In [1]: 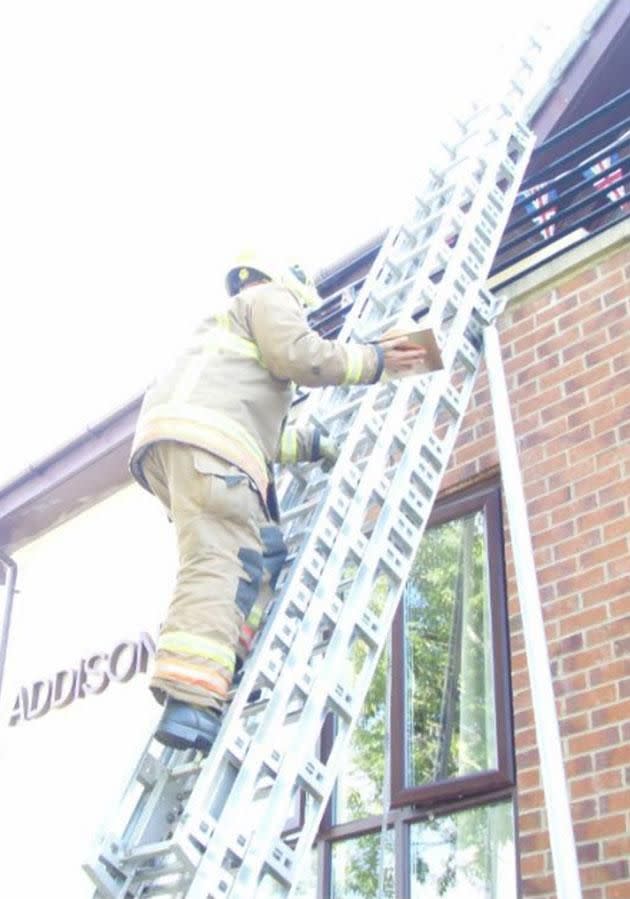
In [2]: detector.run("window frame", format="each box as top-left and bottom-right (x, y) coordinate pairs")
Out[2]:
(316, 477), (518, 898)
(390, 478), (516, 808)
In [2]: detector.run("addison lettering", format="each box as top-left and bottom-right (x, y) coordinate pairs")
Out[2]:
(10, 632), (156, 726)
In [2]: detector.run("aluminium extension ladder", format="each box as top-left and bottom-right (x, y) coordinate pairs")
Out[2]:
(85, 36), (544, 899)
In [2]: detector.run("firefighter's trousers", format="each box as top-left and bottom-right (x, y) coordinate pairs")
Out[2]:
(141, 441), (287, 711)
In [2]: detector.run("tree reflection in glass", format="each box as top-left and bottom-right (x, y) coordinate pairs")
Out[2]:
(410, 801), (516, 898)
(405, 510), (497, 786)
(331, 829), (395, 899)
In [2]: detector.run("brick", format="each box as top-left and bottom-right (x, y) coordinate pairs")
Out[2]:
(590, 658), (630, 687)
(599, 788), (630, 814)
(596, 447), (627, 472)
(606, 884), (630, 899)
(559, 296), (602, 331)
(586, 333), (630, 368)
(542, 593), (581, 622)
(562, 639), (612, 672)
(605, 282), (630, 312)
(584, 890), (603, 899)
(556, 566), (605, 601)
(608, 315), (628, 341)
(519, 787), (545, 812)
(603, 835), (630, 859)
(593, 405), (630, 436)
(557, 268), (599, 297)
(574, 814), (626, 842)
(559, 605), (608, 639)
(569, 395), (614, 430)
(581, 860), (629, 887)
(551, 493), (597, 525)
(553, 670), (587, 697)
(518, 809), (542, 833)
(516, 740), (540, 771)
(508, 300), (537, 326)
(514, 321), (557, 356)
(529, 485), (572, 518)
(517, 767), (540, 791)
(537, 556), (578, 586)
(577, 501), (626, 534)
(517, 353), (560, 387)
(569, 724), (619, 756)
(607, 555), (630, 580)
(570, 769), (623, 799)
(565, 754), (593, 778)
(549, 424), (593, 456)
(521, 874), (556, 896)
(559, 711), (589, 737)
(565, 682), (616, 715)
(553, 528), (602, 562)
(576, 843), (600, 865)
(516, 725), (538, 749)
(581, 538), (628, 569)
(586, 617), (630, 650)
(535, 292), (578, 326)
(565, 360), (613, 396)
(599, 247), (630, 275)
(595, 744), (630, 771)
(539, 357), (589, 392)
(592, 698), (630, 729)
(578, 270), (624, 304)
(563, 328), (602, 363)
(573, 462), (622, 497)
(519, 831), (550, 855)
(549, 630), (584, 657)
(548, 457), (596, 491)
(505, 347), (537, 377)
(588, 367), (630, 402)
(518, 384), (564, 419)
(520, 852), (546, 876)
(594, 300), (628, 329)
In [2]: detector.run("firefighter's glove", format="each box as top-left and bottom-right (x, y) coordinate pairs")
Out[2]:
(319, 435), (340, 471)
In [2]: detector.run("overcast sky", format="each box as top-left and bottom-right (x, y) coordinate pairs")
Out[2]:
(0, 1), (602, 487)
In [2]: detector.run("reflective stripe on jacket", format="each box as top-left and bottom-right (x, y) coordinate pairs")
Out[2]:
(129, 283), (383, 517)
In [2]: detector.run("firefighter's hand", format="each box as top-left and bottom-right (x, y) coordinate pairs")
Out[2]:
(382, 336), (428, 376)
(319, 435), (340, 470)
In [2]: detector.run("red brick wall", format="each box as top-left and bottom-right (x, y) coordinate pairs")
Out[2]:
(442, 240), (630, 898)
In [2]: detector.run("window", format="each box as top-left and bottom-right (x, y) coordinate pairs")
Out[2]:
(317, 480), (518, 898)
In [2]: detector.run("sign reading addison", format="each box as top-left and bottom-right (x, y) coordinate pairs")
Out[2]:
(10, 632), (156, 726)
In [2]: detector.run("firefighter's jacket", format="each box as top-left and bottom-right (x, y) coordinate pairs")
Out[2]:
(130, 283), (384, 519)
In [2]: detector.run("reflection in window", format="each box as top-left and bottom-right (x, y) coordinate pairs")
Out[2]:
(258, 849), (318, 898)
(404, 510), (497, 786)
(335, 653), (386, 824)
(410, 801), (516, 898)
(331, 828), (395, 899)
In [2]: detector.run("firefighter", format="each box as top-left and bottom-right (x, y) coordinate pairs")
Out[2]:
(129, 255), (427, 754)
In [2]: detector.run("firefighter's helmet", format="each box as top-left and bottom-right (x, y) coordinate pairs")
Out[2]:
(225, 253), (320, 308)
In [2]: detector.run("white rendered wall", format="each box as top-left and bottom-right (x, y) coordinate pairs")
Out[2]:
(0, 484), (176, 898)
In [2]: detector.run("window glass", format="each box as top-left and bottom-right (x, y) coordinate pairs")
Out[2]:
(404, 509), (497, 786)
(334, 652), (386, 824)
(409, 801), (517, 898)
(331, 828), (395, 899)
(258, 848), (318, 898)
